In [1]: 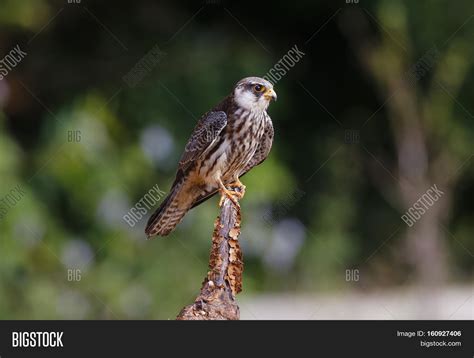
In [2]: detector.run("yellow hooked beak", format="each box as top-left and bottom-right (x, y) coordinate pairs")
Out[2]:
(264, 88), (277, 102)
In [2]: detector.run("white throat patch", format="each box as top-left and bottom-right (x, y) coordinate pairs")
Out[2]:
(234, 87), (269, 112)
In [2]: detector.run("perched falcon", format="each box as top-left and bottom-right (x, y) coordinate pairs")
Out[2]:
(145, 76), (276, 237)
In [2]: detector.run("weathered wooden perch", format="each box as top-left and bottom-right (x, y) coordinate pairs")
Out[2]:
(176, 189), (244, 320)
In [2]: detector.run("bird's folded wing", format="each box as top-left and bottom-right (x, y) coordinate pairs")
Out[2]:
(178, 111), (227, 172)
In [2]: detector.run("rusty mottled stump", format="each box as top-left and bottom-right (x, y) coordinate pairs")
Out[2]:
(176, 189), (244, 320)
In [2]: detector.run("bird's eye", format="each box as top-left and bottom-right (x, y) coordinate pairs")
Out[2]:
(254, 84), (265, 92)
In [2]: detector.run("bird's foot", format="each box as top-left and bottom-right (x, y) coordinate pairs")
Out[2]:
(228, 179), (246, 198)
(218, 180), (243, 208)
(218, 187), (240, 207)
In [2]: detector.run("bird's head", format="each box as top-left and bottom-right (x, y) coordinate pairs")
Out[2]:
(233, 77), (277, 111)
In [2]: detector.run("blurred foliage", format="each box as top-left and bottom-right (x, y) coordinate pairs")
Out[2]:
(0, 0), (473, 319)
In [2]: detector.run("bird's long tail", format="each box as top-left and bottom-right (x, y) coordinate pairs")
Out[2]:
(145, 179), (195, 238)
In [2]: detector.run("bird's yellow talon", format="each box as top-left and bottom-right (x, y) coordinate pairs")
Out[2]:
(228, 179), (246, 197)
(218, 180), (242, 207)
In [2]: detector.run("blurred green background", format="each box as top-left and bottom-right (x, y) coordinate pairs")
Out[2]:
(0, 0), (472, 319)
